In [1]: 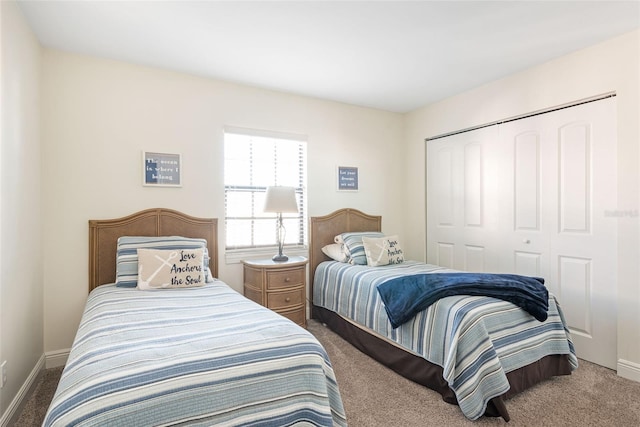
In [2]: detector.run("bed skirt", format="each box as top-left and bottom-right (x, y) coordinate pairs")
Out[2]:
(312, 305), (573, 421)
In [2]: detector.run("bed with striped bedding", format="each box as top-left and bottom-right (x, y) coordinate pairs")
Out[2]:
(43, 281), (346, 427)
(313, 260), (578, 421)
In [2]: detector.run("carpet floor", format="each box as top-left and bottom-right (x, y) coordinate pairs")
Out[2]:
(15, 319), (640, 426)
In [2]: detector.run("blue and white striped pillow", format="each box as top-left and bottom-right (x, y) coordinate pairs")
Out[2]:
(340, 232), (385, 265)
(116, 236), (211, 288)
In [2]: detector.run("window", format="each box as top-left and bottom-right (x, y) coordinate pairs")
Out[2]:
(224, 127), (307, 255)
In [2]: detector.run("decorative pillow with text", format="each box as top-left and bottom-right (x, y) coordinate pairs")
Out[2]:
(116, 236), (212, 287)
(362, 235), (405, 267)
(137, 248), (205, 290)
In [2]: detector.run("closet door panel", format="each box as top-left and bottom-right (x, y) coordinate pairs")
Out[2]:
(426, 126), (500, 272)
(464, 143), (483, 227)
(436, 147), (455, 226)
(558, 255), (593, 337)
(464, 245), (485, 272)
(559, 123), (591, 233)
(514, 132), (541, 231)
(546, 100), (617, 369)
(514, 251), (542, 277)
(436, 242), (455, 269)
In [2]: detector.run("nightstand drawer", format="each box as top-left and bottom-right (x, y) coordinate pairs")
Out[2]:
(243, 267), (264, 289)
(266, 269), (304, 290)
(244, 286), (263, 305)
(277, 307), (305, 326)
(267, 288), (304, 309)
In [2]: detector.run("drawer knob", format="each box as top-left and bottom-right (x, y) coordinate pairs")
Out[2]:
(285, 297), (291, 303)
(285, 277), (291, 282)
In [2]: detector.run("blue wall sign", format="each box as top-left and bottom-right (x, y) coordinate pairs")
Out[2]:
(337, 166), (358, 191)
(143, 152), (182, 187)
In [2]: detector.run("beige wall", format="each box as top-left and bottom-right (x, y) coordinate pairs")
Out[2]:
(404, 29), (640, 380)
(0, 0), (43, 419)
(41, 50), (405, 354)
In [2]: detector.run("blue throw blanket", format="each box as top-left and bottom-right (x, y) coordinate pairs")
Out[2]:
(377, 272), (549, 328)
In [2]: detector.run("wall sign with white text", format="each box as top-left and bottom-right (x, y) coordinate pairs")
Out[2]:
(143, 151), (182, 187)
(337, 166), (358, 191)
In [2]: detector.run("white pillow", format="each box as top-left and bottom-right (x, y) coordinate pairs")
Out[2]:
(362, 235), (405, 267)
(322, 243), (349, 263)
(137, 248), (205, 290)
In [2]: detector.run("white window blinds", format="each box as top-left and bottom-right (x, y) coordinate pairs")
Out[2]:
(224, 128), (307, 251)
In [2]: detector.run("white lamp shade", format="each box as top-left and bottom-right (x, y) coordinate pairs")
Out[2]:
(263, 186), (298, 213)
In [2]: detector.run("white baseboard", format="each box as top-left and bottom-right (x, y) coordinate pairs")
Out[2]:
(617, 359), (640, 383)
(0, 354), (45, 427)
(45, 349), (70, 369)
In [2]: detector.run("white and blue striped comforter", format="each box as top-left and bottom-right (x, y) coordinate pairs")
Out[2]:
(314, 261), (578, 420)
(44, 282), (346, 427)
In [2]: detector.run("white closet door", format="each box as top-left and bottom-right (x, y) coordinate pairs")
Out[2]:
(426, 97), (618, 369)
(500, 98), (618, 369)
(426, 126), (502, 272)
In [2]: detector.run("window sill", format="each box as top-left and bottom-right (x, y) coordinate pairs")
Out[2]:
(225, 246), (309, 264)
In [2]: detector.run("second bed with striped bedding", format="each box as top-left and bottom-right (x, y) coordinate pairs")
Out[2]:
(313, 260), (578, 420)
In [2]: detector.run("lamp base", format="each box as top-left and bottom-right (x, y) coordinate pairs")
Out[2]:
(272, 254), (289, 262)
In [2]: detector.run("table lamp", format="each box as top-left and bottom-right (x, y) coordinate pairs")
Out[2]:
(263, 186), (298, 262)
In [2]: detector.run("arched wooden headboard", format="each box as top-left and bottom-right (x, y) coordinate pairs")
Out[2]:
(308, 208), (381, 305)
(89, 208), (218, 292)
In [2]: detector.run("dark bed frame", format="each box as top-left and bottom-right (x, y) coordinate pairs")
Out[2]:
(309, 208), (572, 421)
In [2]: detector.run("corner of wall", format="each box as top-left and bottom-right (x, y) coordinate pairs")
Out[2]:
(0, 355), (45, 427)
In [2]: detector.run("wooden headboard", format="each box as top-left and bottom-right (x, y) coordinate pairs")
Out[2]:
(309, 208), (381, 304)
(89, 208), (218, 292)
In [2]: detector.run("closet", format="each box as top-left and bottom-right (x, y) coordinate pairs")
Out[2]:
(426, 96), (617, 369)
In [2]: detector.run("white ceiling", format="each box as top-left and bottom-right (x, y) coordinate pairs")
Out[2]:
(17, 1), (640, 113)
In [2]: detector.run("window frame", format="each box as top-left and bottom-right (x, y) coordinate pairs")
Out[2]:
(223, 126), (308, 263)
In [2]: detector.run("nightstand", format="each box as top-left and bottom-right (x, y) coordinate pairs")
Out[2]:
(242, 256), (308, 328)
